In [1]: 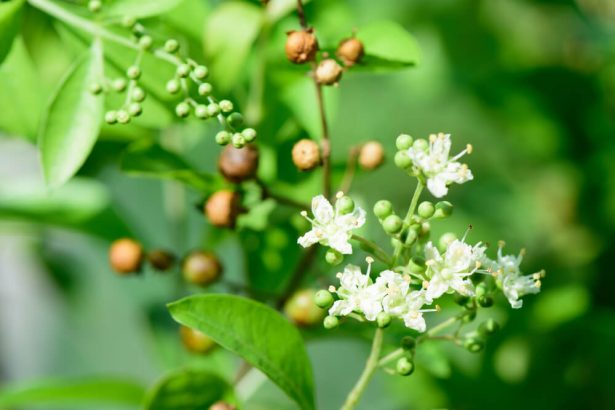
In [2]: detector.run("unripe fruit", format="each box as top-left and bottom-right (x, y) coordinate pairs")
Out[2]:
(226, 112), (244, 128)
(284, 289), (325, 327)
(358, 141), (384, 170)
(219, 100), (234, 113)
(198, 82), (213, 96)
(204, 190), (241, 228)
(434, 201), (453, 218)
(373, 200), (393, 219)
(176, 64), (190, 78)
(285, 30), (318, 64)
(231, 133), (245, 148)
(122, 16), (136, 28)
(336, 196), (355, 214)
(218, 144), (259, 183)
(315, 58), (343, 85)
(215, 131), (231, 146)
(242, 128), (257, 143)
(166, 79), (180, 94)
(182, 250), (222, 286)
(314, 290), (334, 309)
(323, 315), (339, 329)
(292, 139), (320, 171)
(131, 87), (145, 102)
(325, 248), (343, 265)
(147, 249), (175, 271)
(126, 65), (141, 80)
(164, 39), (179, 53)
(464, 337), (485, 353)
(109, 238), (143, 275)
(175, 102), (190, 118)
(383, 215), (403, 234)
(116, 110), (131, 124)
(377, 312), (392, 328)
(336, 37), (364, 66)
(394, 151), (412, 169)
(396, 357), (414, 376)
(417, 201), (435, 219)
(209, 402), (236, 410)
(194, 65), (208, 79)
(396, 134), (413, 150)
(180, 326), (216, 354)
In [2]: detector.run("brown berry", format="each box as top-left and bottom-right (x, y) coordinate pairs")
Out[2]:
(292, 139), (321, 171)
(180, 326), (216, 354)
(337, 37), (364, 66)
(315, 58), (343, 85)
(285, 30), (319, 64)
(218, 144), (259, 183)
(182, 250), (223, 286)
(204, 190), (241, 228)
(146, 249), (175, 271)
(284, 289), (325, 327)
(358, 141), (385, 170)
(209, 402), (237, 410)
(109, 238), (143, 275)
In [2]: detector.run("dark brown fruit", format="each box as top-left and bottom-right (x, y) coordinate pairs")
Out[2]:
(336, 37), (364, 66)
(180, 326), (216, 354)
(146, 249), (175, 271)
(285, 30), (319, 64)
(218, 144), (259, 183)
(182, 250), (223, 286)
(292, 139), (321, 171)
(204, 190), (241, 228)
(358, 141), (385, 170)
(109, 238), (143, 275)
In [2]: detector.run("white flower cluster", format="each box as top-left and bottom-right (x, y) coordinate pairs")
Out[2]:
(407, 133), (473, 198)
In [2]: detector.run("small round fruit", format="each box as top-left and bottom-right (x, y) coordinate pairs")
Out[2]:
(147, 249), (175, 271)
(109, 238), (143, 275)
(401, 336), (416, 351)
(204, 190), (241, 228)
(396, 357), (414, 376)
(434, 201), (453, 218)
(231, 133), (245, 148)
(417, 201), (435, 219)
(180, 326), (216, 354)
(195, 104), (208, 119)
(219, 100), (234, 113)
(284, 289), (325, 327)
(131, 87), (146, 102)
(116, 110), (131, 124)
(323, 315), (339, 329)
(394, 151), (412, 169)
(242, 128), (257, 143)
(175, 102), (190, 118)
(166, 79), (180, 94)
(336, 196), (355, 214)
(314, 290), (334, 309)
(358, 141), (384, 170)
(292, 139), (320, 171)
(182, 250), (222, 286)
(285, 30), (319, 64)
(226, 112), (244, 128)
(194, 65), (208, 79)
(104, 110), (117, 124)
(373, 200), (393, 219)
(176, 63), (190, 78)
(138, 35), (152, 50)
(207, 103), (220, 117)
(126, 65), (141, 79)
(396, 134), (413, 150)
(336, 37), (364, 66)
(127, 102), (142, 117)
(383, 215), (403, 234)
(315, 58), (343, 85)
(218, 144), (259, 183)
(164, 39), (180, 53)
(215, 131), (231, 145)
(198, 82), (213, 96)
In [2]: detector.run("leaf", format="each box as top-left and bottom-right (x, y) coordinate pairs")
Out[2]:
(143, 368), (233, 410)
(120, 141), (215, 192)
(168, 294), (315, 410)
(39, 39), (104, 188)
(104, 0), (183, 19)
(355, 20), (421, 70)
(0, 378), (145, 407)
(0, 0), (25, 65)
(204, 2), (263, 92)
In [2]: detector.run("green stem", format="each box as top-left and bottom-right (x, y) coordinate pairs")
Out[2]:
(341, 328), (384, 410)
(392, 181), (424, 265)
(351, 234), (392, 265)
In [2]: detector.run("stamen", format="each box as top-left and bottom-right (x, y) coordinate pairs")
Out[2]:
(435, 304), (441, 312)
(461, 224), (473, 242)
(535, 280), (542, 288)
(519, 248), (526, 257)
(422, 280), (429, 289)
(365, 257), (374, 276)
(429, 133), (437, 143)
(328, 285), (336, 293)
(498, 240), (506, 249)
(336, 272), (343, 279)
(300, 210), (308, 217)
(335, 191), (344, 199)
(466, 144), (473, 154)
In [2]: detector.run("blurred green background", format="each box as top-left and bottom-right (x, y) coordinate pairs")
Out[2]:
(1, 0), (614, 409)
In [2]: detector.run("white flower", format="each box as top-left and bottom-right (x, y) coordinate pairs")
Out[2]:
(406, 133), (473, 198)
(423, 239), (486, 302)
(401, 290), (429, 333)
(490, 246), (543, 309)
(298, 194), (366, 254)
(329, 264), (385, 321)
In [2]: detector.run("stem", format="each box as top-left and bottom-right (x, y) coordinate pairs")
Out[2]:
(339, 146), (360, 194)
(341, 328), (384, 410)
(313, 77), (332, 199)
(296, 0), (308, 29)
(351, 234), (392, 265)
(257, 179), (310, 210)
(392, 181), (424, 265)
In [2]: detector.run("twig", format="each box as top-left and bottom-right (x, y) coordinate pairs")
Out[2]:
(339, 146), (360, 194)
(256, 179), (310, 210)
(296, 0), (308, 29)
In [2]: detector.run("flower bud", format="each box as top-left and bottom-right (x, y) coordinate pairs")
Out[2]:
(215, 131), (231, 146)
(394, 151), (412, 169)
(226, 112), (244, 128)
(412, 138), (428, 151)
(126, 65), (141, 80)
(377, 312), (392, 328)
(402, 228), (418, 246)
(231, 133), (245, 148)
(323, 315), (339, 329)
(209, 402), (236, 410)
(198, 82), (213, 96)
(463, 337), (485, 353)
(478, 319), (500, 336)
(396, 357), (414, 376)
(175, 102), (190, 118)
(315, 59), (343, 85)
(194, 65), (209, 79)
(176, 64), (190, 78)
(401, 336), (416, 351)
(454, 294), (470, 306)
(462, 309), (477, 323)
(358, 141), (384, 170)
(112, 78), (127, 92)
(116, 110), (130, 124)
(242, 128), (257, 143)
(383, 215), (403, 234)
(207, 103), (220, 117)
(109, 238), (143, 275)
(219, 100), (234, 113)
(325, 248), (343, 265)
(195, 104), (209, 119)
(180, 326), (216, 354)
(292, 139), (321, 171)
(417, 201), (435, 219)
(147, 249), (175, 271)
(166, 79), (180, 94)
(218, 144), (259, 183)
(438, 232), (457, 251)
(396, 134), (413, 150)
(284, 289), (325, 327)
(373, 200), (393, 219)
(182, 250), (222, 286)
(434, 201), (453, 218)
(127, 102), (142, 117)
(138, 35), (152, 50)
(104, 110), (117, 124)
(314, 290), (334, 309)
(336, 196), (355, 214)
(164, 39), (179, 53)
(336, 37), (364, 66)
(475, 283), (488, 298)
(285, 30), (318, 64)
(89, 82), (102, 95)
(131, 87), (146, 102)
(204, 190), (241, 228)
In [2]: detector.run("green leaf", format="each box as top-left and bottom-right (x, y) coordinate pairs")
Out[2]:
(0, 0), (25, 65)
(144, 368), (233, 410)
(104, 0), (183, 19)
(168, 294), (315, 410)
(0, 378), (145, 407)
(204, 2), (263, 92)
(120, 141), (215, 192)
(355, 20), (421, 70)
(39, 39), (104, 188)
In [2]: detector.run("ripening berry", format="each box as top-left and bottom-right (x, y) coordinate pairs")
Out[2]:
(284, 289), (325, 327)
(207, 103), (220, 117)
(131, 87), (145, 102)
(176, 64), (190, 78)
(147, 249), (175, 271)
(204, 190), (241, 228)
(323, 315), (339, 329)
(226, 112), (244, 128)
(292, 139), (320, 171)
(231, 133), (245, 148)
(336, 37), (364, 66)
(116, 110), (131, 124)
(396, 134), (413, 150)
(88, 0), (102, 13)
(104, 110), (117, 124)
(128, 102), (142, 117)
(215, 131), (231, 145)
(138, 35), (152, 50)
(219, 100), (234, 113)
(195, 104), (208, 119)
(314, 290), (334, 309)
(180, 326), (216, 354)
(325, 248), (343, 265)
(175, 102), (190, 118)
(126, 65), (141, 80)
(194, 65), (208, 79)
(315, 58), (343, 85)
(434, 201), (453, 218)
(417, 201), (435, 219)
(396, 357), (414, 376)
(242, 128), (257, 143)
(218, 144), (259, 183)
(164, 39), (180, 53)
(358, 141), (384, 170)
(198, 82), (213, 96)
(182, 250), (223, 286)
(112, 78), (127, 92)
(109, 238), (143, 275)
(166, 79), (180, 94)
(285, 30), (319, 64)
(383, 215), (403, 234)
(394, 151), (412, 169)
(377, 312), (392, 328)
(89, 82), (102, 95)
(373, 200), (393, 219)
(209, 402), (236, 410)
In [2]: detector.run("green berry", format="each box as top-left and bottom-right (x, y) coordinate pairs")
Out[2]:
(138, 35), (152, 50)
(166, 79), (180, 94)
(417, 201), (435, 219)
(373, 200), (393, 219)
(126, 65), (141, 80)
(195, 104), (208, 119)
(408, 256), (425, 273)
(131, 87), (145, 102)
(383, 215), (403, 234)
(128, 102), (142, 117)
(122, 16), (136, 28)
(88, 0), (102, 13)
(219, 100), (234, 113)
(412, 138), (428, 151)
(438, 232), (457, 251)
(226, 112), (244, 128)
(194, 65), (208, 79)
(325, 248), (343, 265)
(104, 110), (117, 124)
(231, 133), (245, 148)
(89, 82), (102, 95)
(336, 196), (355, 214)
(314, 290), (334, 309)
(394, 151), (412, 169)
(176, 64), (190, 78)
(112, 78), (127, 92)
(175, 102), (190, 118)
(215, 131), (231, 145)
(434, 201), (453, 218)
(396, 357), (414, 376)
(242, 128), (257, 142)
(323, 315), (339, 329)
(464, 337), (485, 353)
(198, 82), (212, 96)
(164, 39), (179, 53)
(478, 295), (494, 308)
(478, 319), (500, 336)
(377, 312), (391, 328)
(401, 336), (416, 351)
(207, 103), (220, 117)
(117, 109), (130, 124)
(396, 133), (413, 150)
